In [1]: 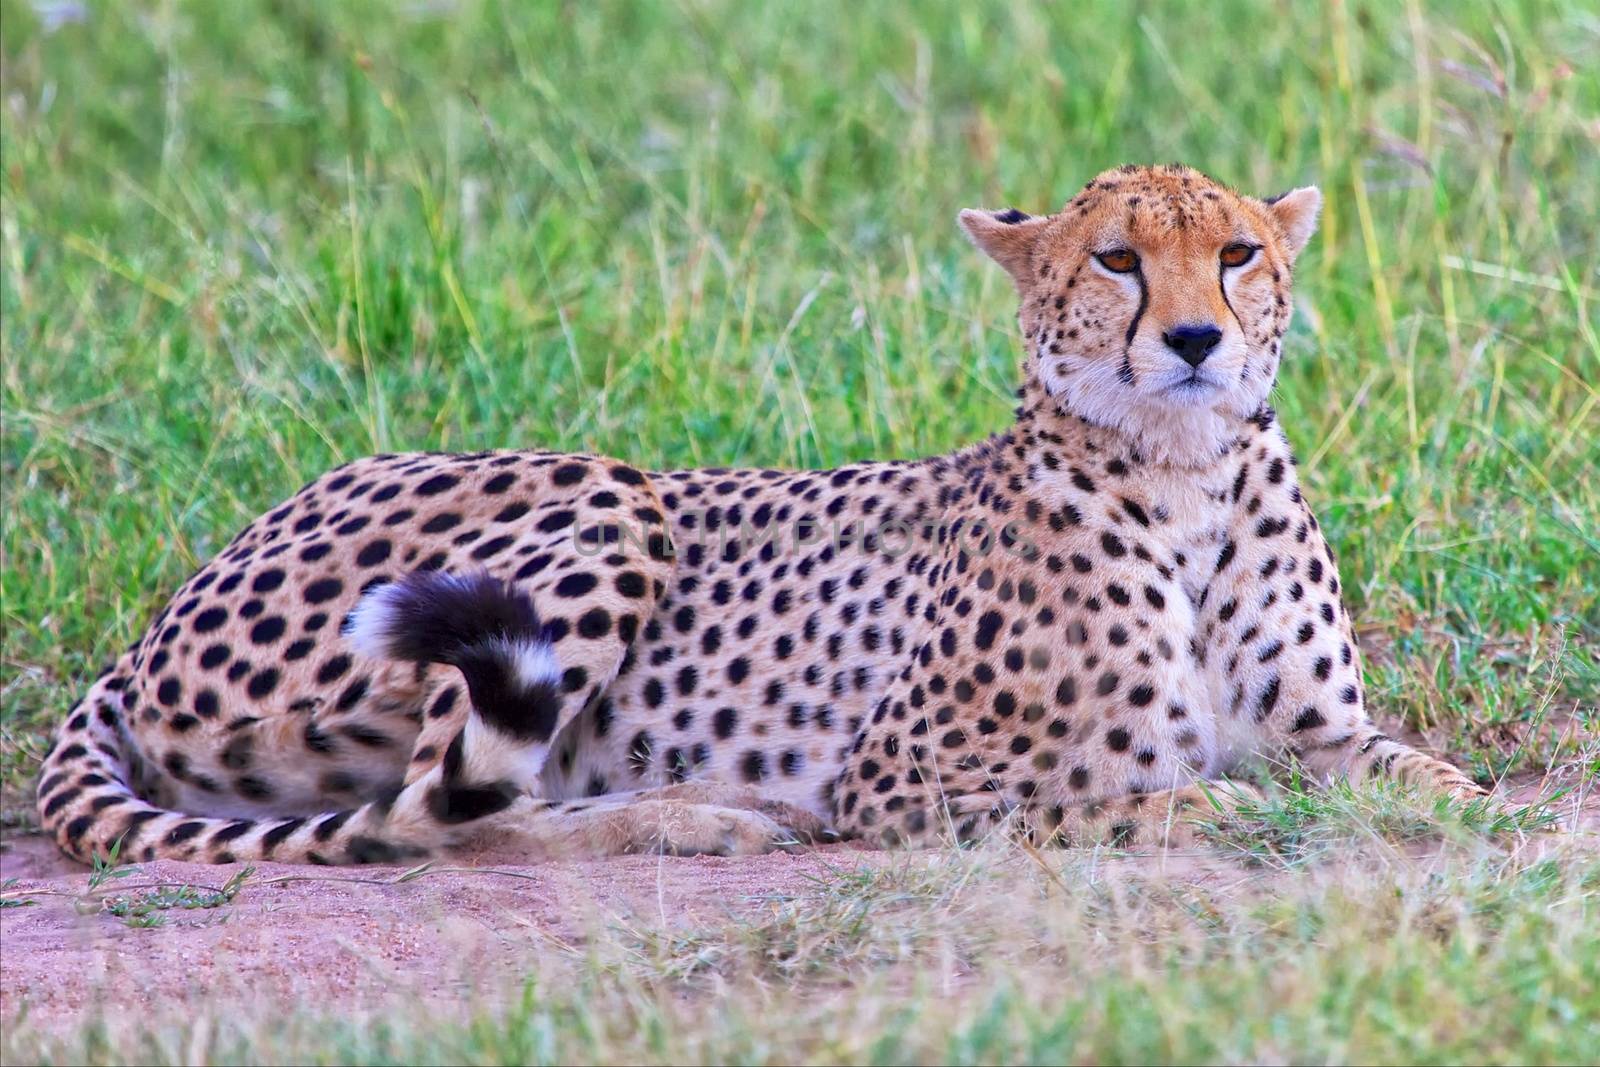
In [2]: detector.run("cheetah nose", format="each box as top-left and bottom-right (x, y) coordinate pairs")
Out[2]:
(1162, 324), (1223, 368)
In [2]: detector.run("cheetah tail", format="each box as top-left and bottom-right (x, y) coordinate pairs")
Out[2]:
(38, 573), (562, 866)
(32, 662), (389, 866)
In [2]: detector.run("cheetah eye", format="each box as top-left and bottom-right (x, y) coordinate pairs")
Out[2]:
(1095, 249), (1139, 274)
(1220, 243), (1258, 268)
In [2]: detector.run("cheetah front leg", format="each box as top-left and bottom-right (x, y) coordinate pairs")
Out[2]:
(1200, 441), (1485, 804)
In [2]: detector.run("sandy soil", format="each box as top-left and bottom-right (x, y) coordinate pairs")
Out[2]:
(0, 835), (914, 1029)
(0, 835), (1286, 1035)
(3, 775), (1591, 1035)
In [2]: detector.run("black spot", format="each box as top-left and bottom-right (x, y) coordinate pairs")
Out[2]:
(627, 730), (654, 774)
(428, 687), (459, 719)
(577, 608), (612, 638)
(304, 578), (344, 604)
(974, 611), (1003, 650)
(193, 607), (228, 633)
(346, 835), (422, 864)
(415, 473), (460, 496)
(221, 734), (254, 769)
(551, 463), (587, 486)
(426, 780), (518, 824)
(303, 722), (336, 754)
(643, 678), (665, 708)
(555, 573), (598, 598)
(471, 534), (516, 561)
(249, 616), (286, 645)
(193, 689), (220, 719)
(494, 501), (532, 523)
(422, 513), (461, 534)
(235, 776), (274, 801)
(317, 655), (352, 684)
(1291, 706), (1326, 732)
(1256, 675), (1282, 721)
(537, 510), (576, 533)
(252, 569), (286, 593)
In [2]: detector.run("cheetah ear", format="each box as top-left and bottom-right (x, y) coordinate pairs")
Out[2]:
(959, 208), (1051, 287)
(1263, 186), (1321, 261)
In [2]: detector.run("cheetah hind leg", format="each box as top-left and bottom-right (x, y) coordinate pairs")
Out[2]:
(865, 780), (1264, 850)
(466, 783), (833, 859)
(334, 569), (651, 858)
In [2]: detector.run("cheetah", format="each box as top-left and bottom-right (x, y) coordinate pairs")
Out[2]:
(36, 164), (1488, 866)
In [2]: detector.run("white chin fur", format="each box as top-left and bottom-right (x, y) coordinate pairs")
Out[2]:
(1047, 351), (1264, 467)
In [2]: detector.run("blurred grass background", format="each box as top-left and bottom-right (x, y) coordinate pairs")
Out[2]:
(1, 1), (1596, 801)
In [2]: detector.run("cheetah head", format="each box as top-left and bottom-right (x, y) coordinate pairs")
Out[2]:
(961, 163), (1320, 465)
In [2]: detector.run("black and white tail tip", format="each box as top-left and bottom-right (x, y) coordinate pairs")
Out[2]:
(344, 571), (564, 741)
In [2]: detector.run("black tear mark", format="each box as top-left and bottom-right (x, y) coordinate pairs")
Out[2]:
(1218, 260), (1244, 333)
(994, 208), (1030, 225)
(1124, 267), (1148, 346)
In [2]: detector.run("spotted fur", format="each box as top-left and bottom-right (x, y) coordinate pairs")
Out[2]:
(36, 164), (1484, 865)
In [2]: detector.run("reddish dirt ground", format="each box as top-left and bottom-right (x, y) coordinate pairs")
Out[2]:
(3, 775), (1592, 1035)
(1, 834), (892, 1031)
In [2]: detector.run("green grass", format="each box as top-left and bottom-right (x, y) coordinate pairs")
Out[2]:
(1, 0), (1597, 1062)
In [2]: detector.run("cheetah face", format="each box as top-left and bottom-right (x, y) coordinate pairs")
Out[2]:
(961, 164), (1320, 463)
